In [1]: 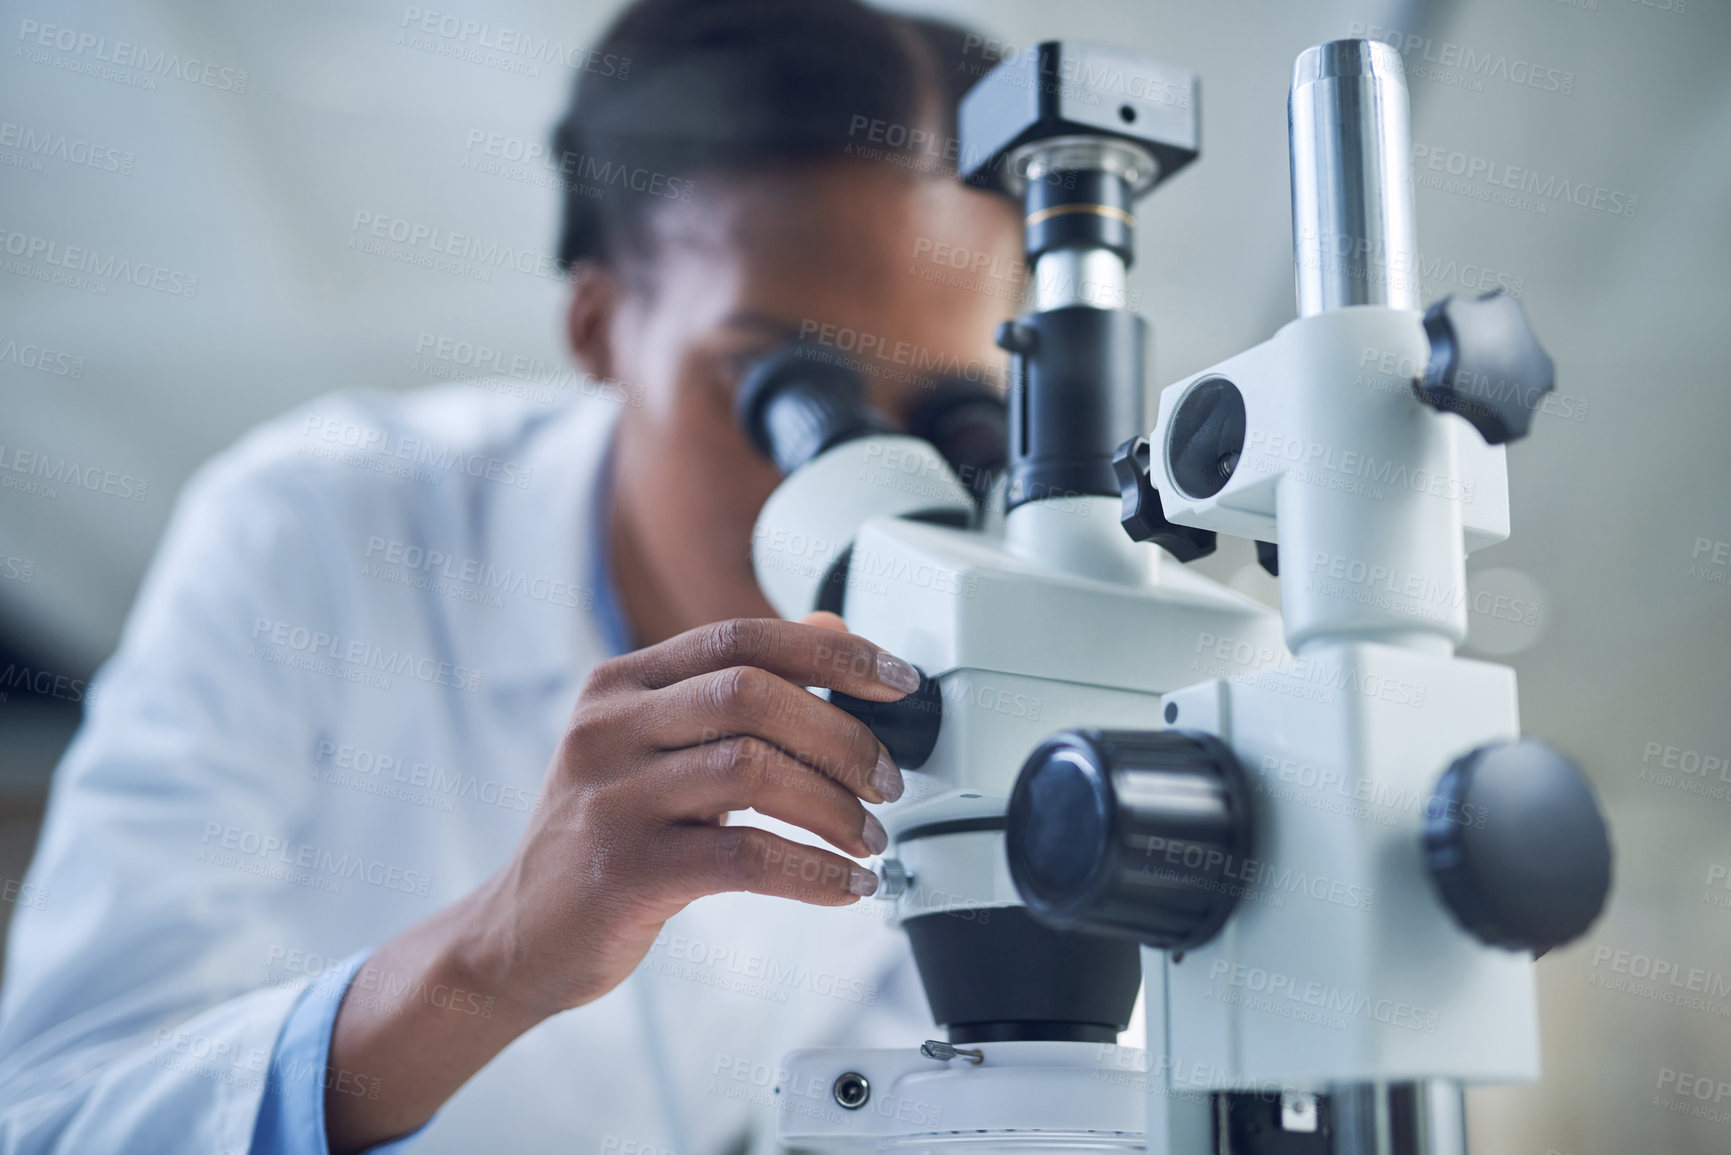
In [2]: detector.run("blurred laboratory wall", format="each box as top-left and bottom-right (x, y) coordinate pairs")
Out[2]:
(1, 0), (1727, 1151)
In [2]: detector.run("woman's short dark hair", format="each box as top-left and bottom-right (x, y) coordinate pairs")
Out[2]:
(550, 0), (1001, 272)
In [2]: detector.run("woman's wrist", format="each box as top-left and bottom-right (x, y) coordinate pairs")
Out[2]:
(325, 880), (550, 1153)
(439, 873), (555, 1031)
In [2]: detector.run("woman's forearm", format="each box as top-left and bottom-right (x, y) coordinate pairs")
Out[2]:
(324, 879), (543, 1154)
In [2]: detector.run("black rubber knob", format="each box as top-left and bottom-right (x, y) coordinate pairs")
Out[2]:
(829, 670), (943, 770)
(1006, 729), (1253, 950)
(735, 342), (892, 475)
(1111, 436), (1217, 562)
(1423, 739), (1612, 954)
(1418, 290), (1556, 446)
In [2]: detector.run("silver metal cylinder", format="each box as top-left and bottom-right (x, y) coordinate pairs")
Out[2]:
(1033, 247), (1128, 311)
(1289, 39), (1419, 316)
(1328, 1080), (1467, 1155)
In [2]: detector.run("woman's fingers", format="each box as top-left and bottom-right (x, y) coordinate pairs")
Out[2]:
(600, 618), (919, 702)
(648, 737), (886, 858)
(800, 610), (848, 631)
(650, 665), (902, 803)
(662, 822), (879, 906)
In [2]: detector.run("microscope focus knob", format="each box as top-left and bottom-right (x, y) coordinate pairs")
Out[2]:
(1111, 436), (1217, 562)
(1418, 290), (1556, 446)
(829, 669), (944, 771)
(1423, 739), (1612, 954)
(1006, 729), (1253, 950)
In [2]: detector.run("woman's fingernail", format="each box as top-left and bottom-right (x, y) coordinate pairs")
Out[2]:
(847, 866), (880, 897)
(871, 750), (904, 803)
(862, 812), (889, 856)
(875, 651), (922, 694)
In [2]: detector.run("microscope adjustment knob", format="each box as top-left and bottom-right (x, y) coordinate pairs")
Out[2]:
(1006, 728), (1253, 950)
(1423, 739), (1612, 955)
(1417, 290), (1556, 446)
(1111, 437), (1217, 562)
(829, 669), (943, 771)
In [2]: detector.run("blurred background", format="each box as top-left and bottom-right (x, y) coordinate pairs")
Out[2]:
(2, 0), (1727, 1151)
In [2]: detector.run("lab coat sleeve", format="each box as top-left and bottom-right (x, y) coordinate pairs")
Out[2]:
(0, 435), (373, 1153)
(251, 951), (431, 1155)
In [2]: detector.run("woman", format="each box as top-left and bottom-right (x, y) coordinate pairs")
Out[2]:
(0, 0), (1023, 1151)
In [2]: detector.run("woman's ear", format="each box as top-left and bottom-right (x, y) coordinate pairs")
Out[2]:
(565, 261), (620, 380)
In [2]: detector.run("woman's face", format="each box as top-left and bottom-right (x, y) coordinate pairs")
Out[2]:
(578, 160), (1023, 641)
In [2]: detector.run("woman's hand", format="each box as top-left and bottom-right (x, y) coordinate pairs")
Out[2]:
(326, 615), (916, 1152)
(475, 613), (916, 1015)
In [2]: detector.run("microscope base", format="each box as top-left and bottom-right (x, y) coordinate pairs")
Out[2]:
(776, 1040), (1146, 1150)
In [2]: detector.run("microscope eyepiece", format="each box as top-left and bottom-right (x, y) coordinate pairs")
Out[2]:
(735, 342), (892, 476)
(906, 380), (1007, 508)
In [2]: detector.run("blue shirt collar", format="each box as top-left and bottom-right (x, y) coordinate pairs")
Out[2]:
(587, 429), (635, 659)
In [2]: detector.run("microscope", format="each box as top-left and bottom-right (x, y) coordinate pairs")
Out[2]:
(739, 38), (1612, 1155)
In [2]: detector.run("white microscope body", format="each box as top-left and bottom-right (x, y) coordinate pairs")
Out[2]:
(744, 38), (1608, 1155)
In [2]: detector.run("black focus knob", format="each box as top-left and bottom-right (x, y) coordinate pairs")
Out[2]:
(1418, 290), (1556, 446)
(1111, 437), (1217, 562)
(829, 670), (943, 770)
(1006, 729), (1253, 950)
(735, 341), (893, 475)
(1423, 739), (1612, 955)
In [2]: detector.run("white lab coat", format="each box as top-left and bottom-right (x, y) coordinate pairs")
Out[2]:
(0, 385), (931, 1153)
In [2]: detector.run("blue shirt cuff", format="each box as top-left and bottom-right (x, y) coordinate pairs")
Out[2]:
(251, 948), (433, 1155)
